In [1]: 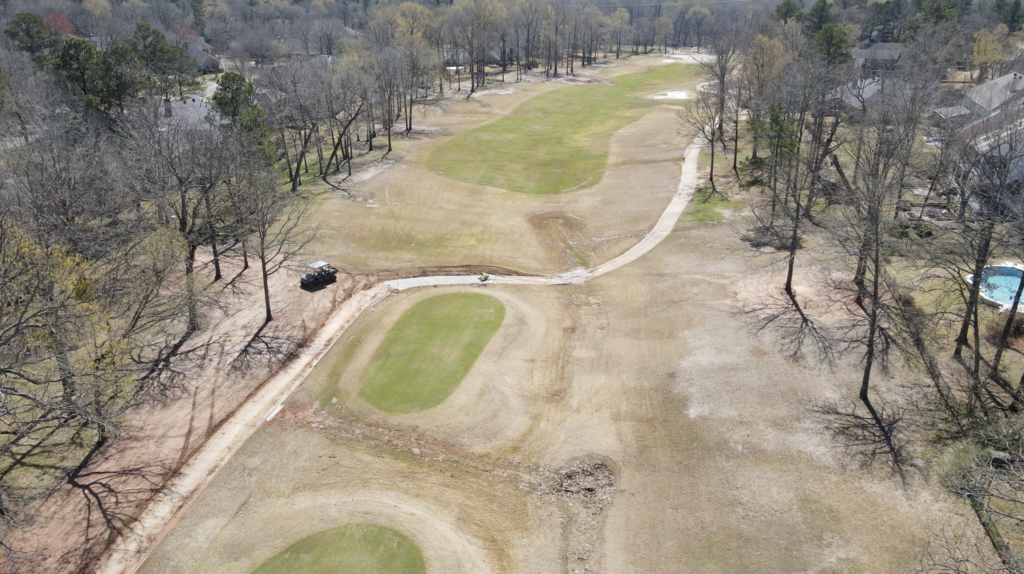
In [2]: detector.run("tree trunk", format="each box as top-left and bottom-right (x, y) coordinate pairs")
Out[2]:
(955, 222), (995, 359)
(205, 196), (222, 281)
(858, 224), (904, 473)
(709, 139), (715, 186)
(733, 109), (740, 172)
(185, 243), (200, 333)
(784, 186), (803, 297)
(260, 245), (272, 324)
(990, 273), (1024, 381)
(281, 130), (295, 184)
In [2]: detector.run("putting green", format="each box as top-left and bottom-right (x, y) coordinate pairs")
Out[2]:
(359, 292), (505, 413)
(427, 63), (699, 194)
(252, 524), (424, 574)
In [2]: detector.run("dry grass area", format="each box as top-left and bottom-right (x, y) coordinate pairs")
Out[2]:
(136, 54), (982, 574)
(308, 57), (689, 275)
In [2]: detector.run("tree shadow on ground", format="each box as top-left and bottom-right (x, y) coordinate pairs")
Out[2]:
(230, 321), (305, 374)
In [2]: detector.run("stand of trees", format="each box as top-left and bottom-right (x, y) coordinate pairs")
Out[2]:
(0, 12), (313, 563)
(663, 1), (1024, 570)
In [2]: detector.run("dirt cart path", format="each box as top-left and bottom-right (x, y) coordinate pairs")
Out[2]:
(94, 137), (702, 574)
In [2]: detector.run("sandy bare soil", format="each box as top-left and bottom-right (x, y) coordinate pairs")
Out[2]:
(138, 231), (978, 574)
(130, 54), (982, 574)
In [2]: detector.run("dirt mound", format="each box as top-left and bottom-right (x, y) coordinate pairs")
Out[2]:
(540, 459), (616, 574)
(542, 460), (615, 506)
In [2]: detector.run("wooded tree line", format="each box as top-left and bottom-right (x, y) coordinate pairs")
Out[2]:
(0, 10), (313, 561)
(673, 0), (1024, 570)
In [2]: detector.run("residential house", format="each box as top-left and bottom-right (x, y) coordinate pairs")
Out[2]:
(936, 72), (1024, 121)
(852, 42), (907, 73)
(186, 44), (222, 74)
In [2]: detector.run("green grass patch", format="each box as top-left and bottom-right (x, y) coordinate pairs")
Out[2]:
(427, 64), (699, 194)
(359, 292), (505, 413)
(685, 187), (744, 223)
(252, 524), (424, 574)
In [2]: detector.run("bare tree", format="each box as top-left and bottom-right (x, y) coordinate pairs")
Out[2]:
(233, 162), (314, 324)
(908, 518), (1011, 573)
(293, 18), (316, 56)
(314, 18), (345, 57)
(698, 24), (738, 161)
(950, 119), (1024, 375)
(452, 0), (505, 92)
(678, 87), (719, 187)
(820, 79), (928, 476)
(119, 116), (231, 332)
(938, 417), (1024, 571)
(0, 212), (139, 557)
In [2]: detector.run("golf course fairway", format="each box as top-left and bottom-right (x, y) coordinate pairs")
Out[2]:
(427, 63), (698, 194)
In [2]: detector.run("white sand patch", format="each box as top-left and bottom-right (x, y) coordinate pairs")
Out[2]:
(661, 49), (716, 64)
(651, 90), (691, 100)
(472, 87), (519, 97)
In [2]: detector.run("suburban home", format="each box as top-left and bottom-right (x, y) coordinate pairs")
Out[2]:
(833, 77), (884, 111)
(186, 44), (222, 74)
(852, 42), (907, 73)
(936, 72), (1024, 121)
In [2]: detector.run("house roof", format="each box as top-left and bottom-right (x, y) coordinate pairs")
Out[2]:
(965, 72), (1024, 116)
(187, 44), (212, 65)
(186, 44), (220, 70)
(935, 104), (971, 120)
(852, 42), (906, 68)
(833, 77), (883, 110)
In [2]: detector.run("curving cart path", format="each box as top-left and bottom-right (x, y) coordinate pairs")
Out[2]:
(94, 138), (703, 574)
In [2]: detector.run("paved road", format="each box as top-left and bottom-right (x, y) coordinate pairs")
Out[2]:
(96, 136), (704, 574)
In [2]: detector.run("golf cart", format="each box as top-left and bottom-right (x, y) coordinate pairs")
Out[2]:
(300, 261), (338, 288)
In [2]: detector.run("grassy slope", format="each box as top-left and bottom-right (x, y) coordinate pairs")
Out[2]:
(252, 524), (425, 574)
(359, 293), (505, 413)
(427, 64), (699, 195)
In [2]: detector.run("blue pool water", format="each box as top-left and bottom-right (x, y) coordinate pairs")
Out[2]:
(980, 267), (1024, 306)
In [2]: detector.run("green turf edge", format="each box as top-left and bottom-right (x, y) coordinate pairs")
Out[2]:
(426, 63), (700, 195)
(358, 292), (505, 413)
(251, 524), (425, 574)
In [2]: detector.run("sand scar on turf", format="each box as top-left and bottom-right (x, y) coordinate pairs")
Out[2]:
(94, 137), (703, 574)
(650, 90), (691, 100)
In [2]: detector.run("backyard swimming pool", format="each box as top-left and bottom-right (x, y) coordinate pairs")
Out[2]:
(971, 265), (1024, 308)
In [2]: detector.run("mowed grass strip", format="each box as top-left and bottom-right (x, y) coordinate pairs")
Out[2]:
(427, 63), (699, 194)
(360, 292), (505, 413)
(252, 524), (424, 574)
